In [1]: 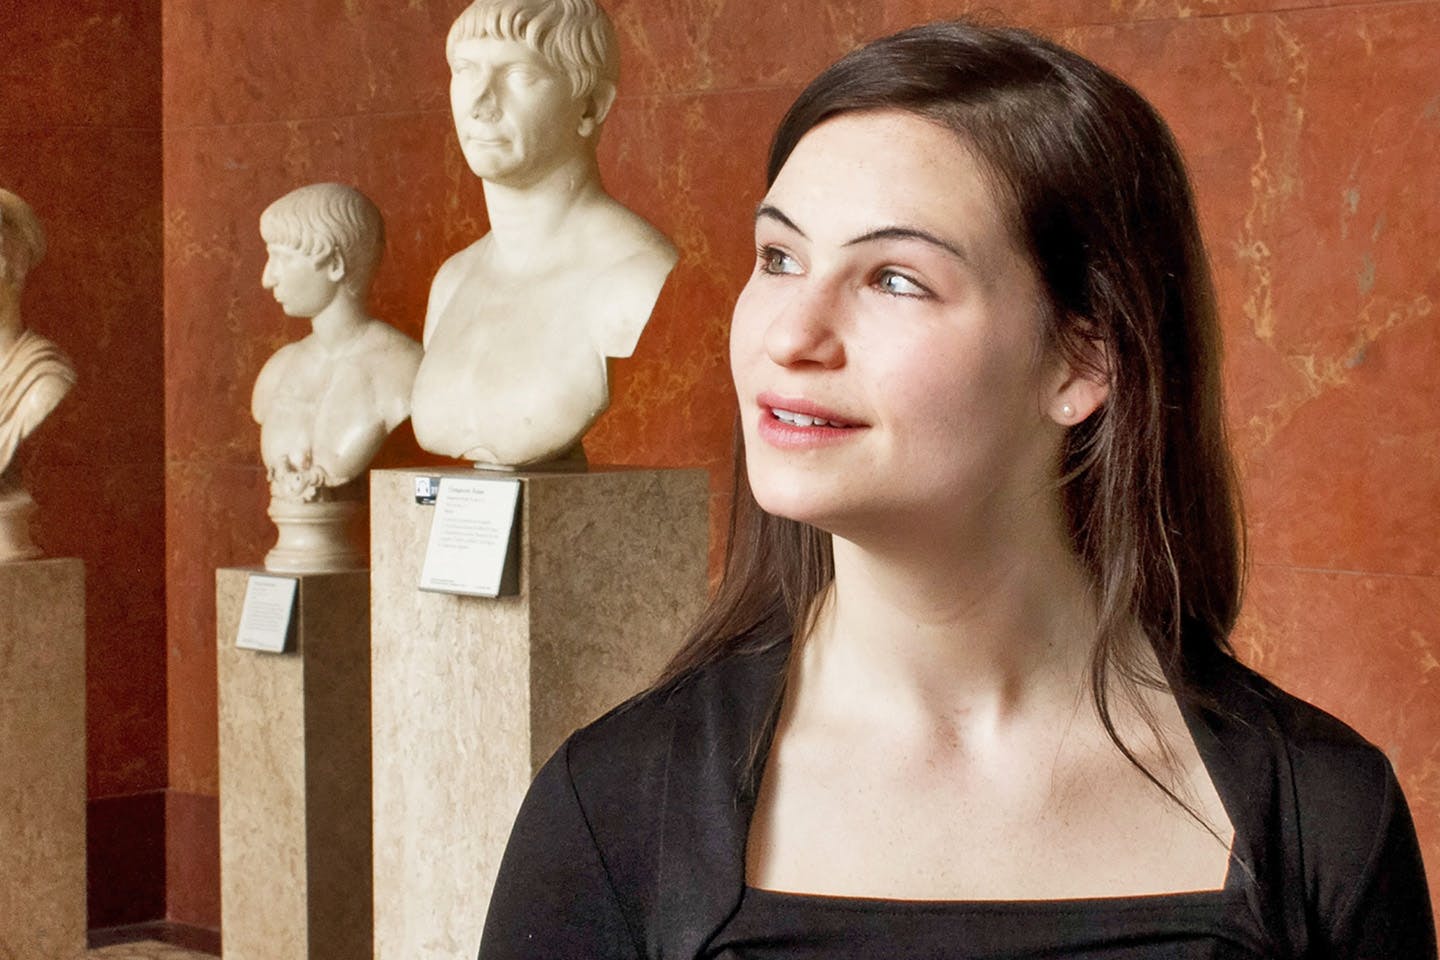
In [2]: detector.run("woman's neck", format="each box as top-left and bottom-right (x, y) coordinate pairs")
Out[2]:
(802, 522), (1100, 730)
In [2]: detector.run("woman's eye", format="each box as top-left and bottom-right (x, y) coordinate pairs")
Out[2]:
(875, 269), (930, 298)
(758, 246), (801, 276)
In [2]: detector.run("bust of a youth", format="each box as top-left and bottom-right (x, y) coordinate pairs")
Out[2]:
(252, 183), (421, 502)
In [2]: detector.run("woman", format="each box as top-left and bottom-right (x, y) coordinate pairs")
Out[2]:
(478, 20), (1436, 959)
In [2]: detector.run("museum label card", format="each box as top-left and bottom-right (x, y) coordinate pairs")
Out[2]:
(235, 574), (298, 653)
(419, 477), (522, 597)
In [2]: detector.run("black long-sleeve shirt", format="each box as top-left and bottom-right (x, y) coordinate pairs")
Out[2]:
(479, 639), (1436, 959)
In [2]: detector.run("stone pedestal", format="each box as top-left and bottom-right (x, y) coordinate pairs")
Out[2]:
(217, 568), (373, 960)
(370, 466), (709, 959)
(0, 558), (85, 959)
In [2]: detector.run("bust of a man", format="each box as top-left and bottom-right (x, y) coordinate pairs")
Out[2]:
(252, 183), (421, 503)
(0, 189), (75, 484)
(409, 0), (678, 467)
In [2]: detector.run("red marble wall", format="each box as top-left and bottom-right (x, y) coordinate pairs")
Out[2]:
(0, 0), (168, 930)
(159, 0), (1437, 933)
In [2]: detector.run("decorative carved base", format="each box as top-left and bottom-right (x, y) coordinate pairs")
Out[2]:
(265, 498), (362, 573)
(0, 487), (41, 562)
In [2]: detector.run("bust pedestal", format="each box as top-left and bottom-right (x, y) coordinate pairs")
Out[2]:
(0, 488), (41, 561)
(216, 568), (373, 960)
(369, 466), (709, 959)
(0, 557), (84, 958)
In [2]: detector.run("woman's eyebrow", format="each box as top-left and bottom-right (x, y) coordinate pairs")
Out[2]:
(755, 205), (968, 265)
(844, 226), (968, 264)
(755, 203), (806, 237)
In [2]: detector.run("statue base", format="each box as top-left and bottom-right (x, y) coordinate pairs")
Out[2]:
(0, 487), (41, 562)
(265, 498), (362, 573)
(0, 557), (85, 958)
(369, 466), (709, 959)
(218, 568), (373, 960)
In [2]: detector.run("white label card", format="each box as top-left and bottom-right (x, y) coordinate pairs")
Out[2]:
(236, 574), (298, 653)
(419, 477), (522, 597)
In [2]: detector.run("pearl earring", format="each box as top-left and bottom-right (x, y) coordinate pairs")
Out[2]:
(1059, 402), (1075, 421)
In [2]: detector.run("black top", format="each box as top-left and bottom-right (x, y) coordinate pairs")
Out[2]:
(477, 639), (1436, 959)
(707, 886), (1262, 959)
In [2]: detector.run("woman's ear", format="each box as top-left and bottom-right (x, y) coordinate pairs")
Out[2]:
(1045, 333), (1110, 426)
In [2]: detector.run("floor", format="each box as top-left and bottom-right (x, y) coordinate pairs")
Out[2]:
(88, 943), (213, 960)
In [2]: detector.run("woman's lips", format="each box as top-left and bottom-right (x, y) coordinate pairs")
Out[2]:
(755, 393), (866, 449)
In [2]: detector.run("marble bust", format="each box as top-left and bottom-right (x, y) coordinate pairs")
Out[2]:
(0, 189), (76, 561)
(252, 183), (421, 571)
(409, 0), (678, 468)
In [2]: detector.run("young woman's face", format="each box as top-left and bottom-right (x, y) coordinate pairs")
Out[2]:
(729, 110), (1066, 544)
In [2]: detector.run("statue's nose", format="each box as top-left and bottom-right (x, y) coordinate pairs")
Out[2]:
(470, 74), (501, 120)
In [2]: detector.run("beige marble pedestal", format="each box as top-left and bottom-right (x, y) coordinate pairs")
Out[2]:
(0, 558), (85, 959)
(217, 569), (372, 960)
(370, 466), (709, 959)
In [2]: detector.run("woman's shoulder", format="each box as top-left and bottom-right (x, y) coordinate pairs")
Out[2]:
(561, 638), (791, 791)
(1197, 653), (1433, 954)
(1201, 652), (1393, 787)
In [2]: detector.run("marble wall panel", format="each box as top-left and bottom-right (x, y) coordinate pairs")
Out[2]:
(882, 0), (1366, 31)
(0, 0), (161, 128)
(1066, 7), (1440, 575)
(161, 0), (454, 127)
(605, 0), (883, 95)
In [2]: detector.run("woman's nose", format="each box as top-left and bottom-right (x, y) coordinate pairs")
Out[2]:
(763, 287), (845, 369)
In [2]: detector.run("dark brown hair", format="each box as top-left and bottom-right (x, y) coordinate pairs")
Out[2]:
(659, 20), (1244, 805)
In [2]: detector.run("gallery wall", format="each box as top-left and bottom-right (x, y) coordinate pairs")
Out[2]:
(0, 0), (168, 930)
(5, 0), (1436, 939)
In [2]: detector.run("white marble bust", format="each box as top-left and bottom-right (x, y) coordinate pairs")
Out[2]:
(0, 189), (76, 562)
(252, 183), (422, 504)
(409, 0), (678, 467)
(0, 189), (75, 483)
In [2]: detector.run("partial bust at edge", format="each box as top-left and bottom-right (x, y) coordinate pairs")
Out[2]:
(251, 182), (421, 571)
(409, 0), (679, 468)
(0, 188), (76, 561)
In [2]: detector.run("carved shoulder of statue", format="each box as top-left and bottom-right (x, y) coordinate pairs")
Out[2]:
(422, 241), (487, 348)
(592, 243), (678, 360)
(251, 340), (303, 425)
(13, 366), (72, 442)
(362, 321), (423, 431)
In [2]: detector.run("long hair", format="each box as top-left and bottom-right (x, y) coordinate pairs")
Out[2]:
(658, 20), (1245, 806)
